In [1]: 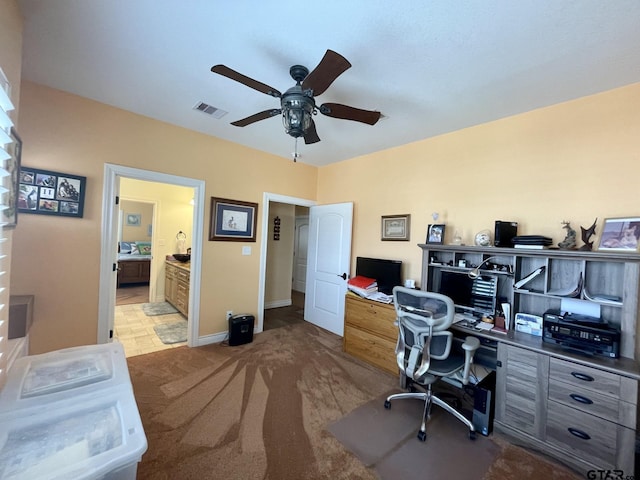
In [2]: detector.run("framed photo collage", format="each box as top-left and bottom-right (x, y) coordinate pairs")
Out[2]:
(18, 167), (86, 218)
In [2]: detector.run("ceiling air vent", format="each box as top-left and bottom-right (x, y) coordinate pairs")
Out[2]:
(193, 102), (227, 119)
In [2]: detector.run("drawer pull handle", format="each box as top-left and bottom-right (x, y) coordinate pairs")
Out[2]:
(569, 393), (593, 405)
(568, 427), (591, 440)
(571, 371), (594, 382)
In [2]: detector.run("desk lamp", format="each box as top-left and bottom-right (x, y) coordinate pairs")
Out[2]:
(468, 257), (500, 279)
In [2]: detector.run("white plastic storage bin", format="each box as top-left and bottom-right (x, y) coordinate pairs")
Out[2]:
(0, 342), (132, 412)
(0, 388), (147, 480)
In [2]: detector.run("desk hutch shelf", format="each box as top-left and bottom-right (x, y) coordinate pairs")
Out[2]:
(418, 244), (640, 475)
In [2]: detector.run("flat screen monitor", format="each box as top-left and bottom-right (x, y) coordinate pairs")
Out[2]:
(356, 257), (402, 295)
(438, 270), (497, 315)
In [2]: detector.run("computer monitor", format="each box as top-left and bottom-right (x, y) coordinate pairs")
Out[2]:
(438, 270), (497, 315)
(355, 257), (402, 295)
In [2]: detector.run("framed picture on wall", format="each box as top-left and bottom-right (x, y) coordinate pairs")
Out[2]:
(126, 213), (142, 226)
(381, 214), (410, 241)
(209, 197), (258, 242)
(17, 166), (86, 218)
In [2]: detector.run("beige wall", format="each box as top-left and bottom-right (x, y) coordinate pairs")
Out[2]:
(120, 178), (194, 302)
(120, 200), (153, 242)
(318, 83), (640, 287)
(0, 0), (22, 385)
(11, 81), (317, 353)
(265, 202), (295, 307)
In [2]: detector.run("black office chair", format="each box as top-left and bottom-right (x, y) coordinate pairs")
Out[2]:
(384, 286), (480, 441)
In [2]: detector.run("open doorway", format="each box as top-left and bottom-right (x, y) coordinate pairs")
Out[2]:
(113, 181), (194, 357)
(98, 164), (205, 354)
(257, 193), (316, 333)
(263, 202), (309, 331)
(115, 199), (154, 306)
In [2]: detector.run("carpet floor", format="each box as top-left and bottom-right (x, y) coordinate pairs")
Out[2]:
(126, 321), (582, 480)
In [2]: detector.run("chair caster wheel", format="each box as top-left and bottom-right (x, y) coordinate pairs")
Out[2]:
(469, 431), (476, 440)
(417, 431), (427, 442)
(384, 400), (391, 409)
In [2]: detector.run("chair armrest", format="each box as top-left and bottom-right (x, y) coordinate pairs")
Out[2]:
(460, 336), (480, 385)
(461, 335), (480, 352)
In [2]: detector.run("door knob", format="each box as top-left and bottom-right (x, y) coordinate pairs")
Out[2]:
(338, 273), (347, 280)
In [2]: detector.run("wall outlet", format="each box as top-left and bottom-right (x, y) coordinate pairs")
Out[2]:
(226, 311), (233, 321)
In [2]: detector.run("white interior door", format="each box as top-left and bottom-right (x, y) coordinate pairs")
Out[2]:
(292, 216), (309, 293)
(304, 202), (353, 336)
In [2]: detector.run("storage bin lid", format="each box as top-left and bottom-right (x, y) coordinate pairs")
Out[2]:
(0, 388), (147, 480)
(0, 342), (131, 412)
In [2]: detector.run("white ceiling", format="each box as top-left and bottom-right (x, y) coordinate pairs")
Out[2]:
(16, 1), (640, 167)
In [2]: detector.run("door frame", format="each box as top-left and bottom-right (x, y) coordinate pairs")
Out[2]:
(258, 192), (316, 333)
(292, 214), (309, 293)
(97, 164), (205, 345)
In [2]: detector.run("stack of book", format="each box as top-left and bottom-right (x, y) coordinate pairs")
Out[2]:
(512, 235), (553, 249)
(347, 275), (378, 297)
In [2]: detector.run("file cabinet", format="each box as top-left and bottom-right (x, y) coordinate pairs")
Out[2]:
(343, 293), (397, 375)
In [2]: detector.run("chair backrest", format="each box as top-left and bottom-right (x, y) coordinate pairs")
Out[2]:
(392, 287), (456, 379)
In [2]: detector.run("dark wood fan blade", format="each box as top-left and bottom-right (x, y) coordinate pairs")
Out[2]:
(211, 65), (281, 98)
(231, 109), (281, 127)
(301, 50), (351, 96)
(319, 103), (381, 125)
(304, 119), (321, 144)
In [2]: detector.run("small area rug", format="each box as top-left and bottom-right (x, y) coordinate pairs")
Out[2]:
(329, 393), (501, 479)
(142, 301), (178, 316)
(153, 320), (187, 344)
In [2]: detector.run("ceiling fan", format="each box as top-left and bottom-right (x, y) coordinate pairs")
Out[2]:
(211, 50), (381, 145)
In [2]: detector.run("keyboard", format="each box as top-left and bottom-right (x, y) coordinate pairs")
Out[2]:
(454, 313), (476, 324)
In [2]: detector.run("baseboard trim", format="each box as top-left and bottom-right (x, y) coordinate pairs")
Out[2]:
(193, 331), (228, 347)
(265, 299), (292, 309)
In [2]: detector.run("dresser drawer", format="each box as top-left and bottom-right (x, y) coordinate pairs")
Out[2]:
(345, 297), (396, 341)
(176, 269), (189, 282)
(344, 325), (397, 374)
(546, 400), (633, 470)
(548, 378), (634, 427)
(550, 357), (620, 397)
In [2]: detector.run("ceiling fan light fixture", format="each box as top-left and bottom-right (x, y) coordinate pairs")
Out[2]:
(281, 89), (315, 138)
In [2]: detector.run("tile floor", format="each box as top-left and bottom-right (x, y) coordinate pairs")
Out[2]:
(114, 303), (186, 357)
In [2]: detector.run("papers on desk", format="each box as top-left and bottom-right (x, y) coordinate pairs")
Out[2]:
(347, 286), (393, 304)
(366, 291), (393, 304)
(474, 322), (494, 331)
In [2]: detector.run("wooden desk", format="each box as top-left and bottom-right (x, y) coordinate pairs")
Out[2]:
(345, 293), (639, 476)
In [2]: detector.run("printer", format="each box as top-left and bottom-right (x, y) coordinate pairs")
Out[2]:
(542, 309), (620, 358)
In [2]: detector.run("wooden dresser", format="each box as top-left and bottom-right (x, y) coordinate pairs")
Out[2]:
(343, 293), (398, 375)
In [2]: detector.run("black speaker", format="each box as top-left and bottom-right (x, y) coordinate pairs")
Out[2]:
(494, 221), (518, 248)
(228, 314), (255, 346)
(472, 371), (496, 436)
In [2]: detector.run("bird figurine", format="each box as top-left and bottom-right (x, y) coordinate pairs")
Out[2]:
(558, 221), (577, 250)
(578, 218), (597, 251)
